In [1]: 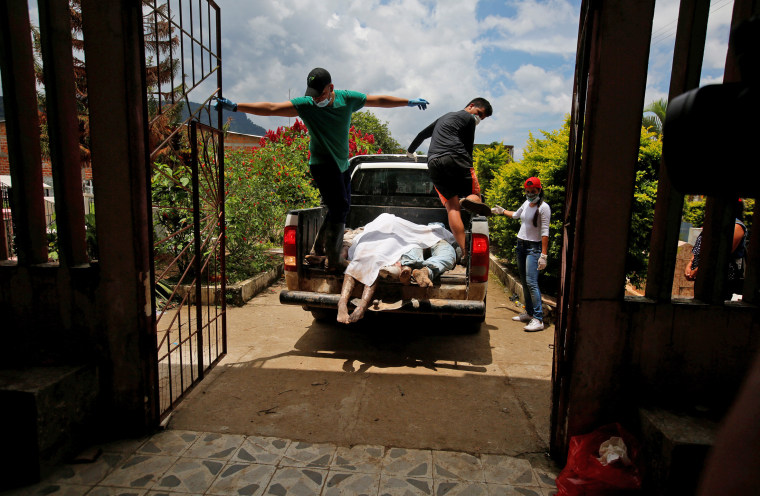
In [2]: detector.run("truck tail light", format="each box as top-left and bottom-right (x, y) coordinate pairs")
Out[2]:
(283, 226), (297, 272)
(470, 233), (489, 283)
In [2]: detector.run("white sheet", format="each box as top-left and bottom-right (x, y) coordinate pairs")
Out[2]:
(345, 213), (455, 286)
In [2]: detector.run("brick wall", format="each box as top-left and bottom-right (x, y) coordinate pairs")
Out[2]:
(225, 131), (263, 151)
(0, 122), (8, 175)
(672, 240), (695, 297)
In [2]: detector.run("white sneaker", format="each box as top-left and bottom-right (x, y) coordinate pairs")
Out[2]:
(524, 318), (545, 332)
(512, 313), (531, 322)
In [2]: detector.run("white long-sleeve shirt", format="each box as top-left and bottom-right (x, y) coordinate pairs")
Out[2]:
(512, 200), (551, 242)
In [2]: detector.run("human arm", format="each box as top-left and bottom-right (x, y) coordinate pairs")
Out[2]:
(538, 236), (549, 270)
(365, 95), (428, 109)
(684, 254), (698, 281)
(732, 222), (746, 253)
(407, 120), (437, 153)
(236, 101), (299, 117)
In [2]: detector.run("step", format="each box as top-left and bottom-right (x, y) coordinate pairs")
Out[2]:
(639, 407), (718, 496)
(0, 364), (98, 490)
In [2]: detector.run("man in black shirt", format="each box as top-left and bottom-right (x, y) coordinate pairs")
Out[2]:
(407, 97), (493, 259)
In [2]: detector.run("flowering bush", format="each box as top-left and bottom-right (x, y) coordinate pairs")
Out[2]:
(223, 118), (382, 282)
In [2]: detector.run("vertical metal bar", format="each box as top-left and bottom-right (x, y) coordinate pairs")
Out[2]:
(218, 129), (226, 355)
(179, 0), (186, 98)
(0, 200), (7, 260)
(38, 0), (89, 266)
(216, 2), (222, 131)
(153, 0), (161, 114)
(189, 0), (195, 86)
(0, 0), (48, 265)
(742, 208), (760, 304)
(191, 121), (205, 379)
(198, 0), (204, 77)
(645, 0), (710, 300)
(168, 0), (175, 106)
(207, 1), (212, 73)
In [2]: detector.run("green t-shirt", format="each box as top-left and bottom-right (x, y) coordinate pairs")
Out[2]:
(291, 90), (367, 172)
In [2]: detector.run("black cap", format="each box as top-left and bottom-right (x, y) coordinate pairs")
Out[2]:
(305, 68), (331, 97)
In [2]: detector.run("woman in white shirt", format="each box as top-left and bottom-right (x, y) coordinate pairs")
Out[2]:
(492, 177), (551, 331)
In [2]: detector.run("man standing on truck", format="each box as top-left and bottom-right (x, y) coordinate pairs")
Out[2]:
(406, 98), (493, 260)
(213, 68), (429, 272)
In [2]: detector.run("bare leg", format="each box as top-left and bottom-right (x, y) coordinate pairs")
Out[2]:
(348, 282), (377, 323)
(445, 196), (467, 259)
(336, 276), (356, 324)
(413, 268), (433, 287)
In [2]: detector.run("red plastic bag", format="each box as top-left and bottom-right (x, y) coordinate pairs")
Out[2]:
(555, 423), (642, 495)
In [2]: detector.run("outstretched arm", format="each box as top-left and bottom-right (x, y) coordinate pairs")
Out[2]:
(236, 101), (299, 117)
(366, 95), (428, 109)
(408, 120), (437, 153)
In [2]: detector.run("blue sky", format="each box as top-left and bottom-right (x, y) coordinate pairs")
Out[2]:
(11, 0), (736, 160)
(208, 0), (734, 160)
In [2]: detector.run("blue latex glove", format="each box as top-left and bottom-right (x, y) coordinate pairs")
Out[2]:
(408, 98), (429, 110)
(214, 96), (237, 112)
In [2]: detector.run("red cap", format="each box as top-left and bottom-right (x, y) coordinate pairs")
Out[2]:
(525, 177), (542, 189)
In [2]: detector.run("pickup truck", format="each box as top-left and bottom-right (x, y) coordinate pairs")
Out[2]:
(279, 154), (489, 327)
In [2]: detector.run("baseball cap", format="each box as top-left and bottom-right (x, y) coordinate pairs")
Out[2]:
(525, 177), (542, 189)
(305, 68), (331, 97)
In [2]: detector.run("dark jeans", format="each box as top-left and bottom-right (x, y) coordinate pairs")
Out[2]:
(516, 238), (543, 321)
(310, 161), (351, 223)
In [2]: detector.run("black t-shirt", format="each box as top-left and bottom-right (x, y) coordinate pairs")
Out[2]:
(408, 110), (476, 161)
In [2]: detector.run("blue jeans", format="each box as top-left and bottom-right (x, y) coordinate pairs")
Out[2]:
(516, 238), (543, 321)
(400, 240), (456, 279)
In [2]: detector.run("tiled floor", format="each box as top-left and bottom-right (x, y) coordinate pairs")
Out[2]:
(2, 430), (559, 495)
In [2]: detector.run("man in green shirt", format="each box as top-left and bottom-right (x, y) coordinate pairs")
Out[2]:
(215, 68), (429, 271)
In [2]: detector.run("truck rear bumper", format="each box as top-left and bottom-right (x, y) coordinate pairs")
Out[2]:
(279, 290), (485, 316)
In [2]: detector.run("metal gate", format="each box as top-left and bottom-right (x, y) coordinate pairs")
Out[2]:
(142, 0), (226, 418)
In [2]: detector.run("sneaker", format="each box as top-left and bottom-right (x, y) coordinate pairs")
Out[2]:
(512, 313), (531, 322)
(524, 318), (545, 332)
(460, 198), (493, 217)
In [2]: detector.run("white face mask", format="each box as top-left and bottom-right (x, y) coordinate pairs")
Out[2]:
(473, 115), (481, 126)
(315, 94), (332, 108)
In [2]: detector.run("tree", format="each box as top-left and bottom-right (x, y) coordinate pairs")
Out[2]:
(486, 117), (662, 291)
(473, 142), (512, 198)
(643, 98), (667, 137)
(350, 110), (402, 153)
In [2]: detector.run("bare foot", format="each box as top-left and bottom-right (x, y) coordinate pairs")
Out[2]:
(337, 302), (351, 323)
(400, 266), (412, 285)
(413, 268), (433, 287)
(348, 306), (366, 323)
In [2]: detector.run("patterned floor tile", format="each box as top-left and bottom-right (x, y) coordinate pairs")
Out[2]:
(44, 452), (125, 486)
(378, 475), (434, 495)
(323, 471), (380, 496)
(434, 479), (490, 495)
(481, 455), (537, 486)
(98, 454), (177, 489)
(279, 441), (336, 468)
(137, 431), (200, 457)
(233, 436), (291, 466)
(524, 454), (559, 489)
(152, 457), (224, 493)
(99, 436), (151, 456)
(9, 483), (94, 496)
(88, 488), (148, 496)
(381, 448), (433, 478)
(206, 462), (275, 496)
(486, 485), (543, 496)
(144, 492), (202, 496)
(264, 466), (327, 495)
(433, 451), (484, 482)
(541, 488), (558, 496)
(182, 432), (245, 461)
(332, 445), (385, 474)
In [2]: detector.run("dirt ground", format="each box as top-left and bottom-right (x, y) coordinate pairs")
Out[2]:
(167, 275), (555, 457)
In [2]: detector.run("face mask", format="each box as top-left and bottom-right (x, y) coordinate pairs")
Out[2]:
(315, 94), (332, 108)
(526, 193), (539, 203)
(473, 115), (481, 126)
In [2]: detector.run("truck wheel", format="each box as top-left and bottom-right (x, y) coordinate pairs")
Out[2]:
(309, 308), (337, 322)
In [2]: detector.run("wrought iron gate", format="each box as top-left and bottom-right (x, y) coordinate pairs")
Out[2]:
(142, 0), (226, 418)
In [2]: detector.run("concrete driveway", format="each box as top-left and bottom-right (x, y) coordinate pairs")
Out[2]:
(167, 274), (555, 457)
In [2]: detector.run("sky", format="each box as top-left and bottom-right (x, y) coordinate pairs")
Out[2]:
(208, 0), (736, 160)
(11, 0), (737, 160)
